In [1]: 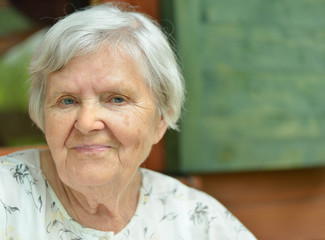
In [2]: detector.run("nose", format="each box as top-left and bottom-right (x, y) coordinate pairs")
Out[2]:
(74, 104), (105, 134)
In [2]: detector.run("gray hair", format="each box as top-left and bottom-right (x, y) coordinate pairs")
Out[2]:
(29, 2), (184, 131)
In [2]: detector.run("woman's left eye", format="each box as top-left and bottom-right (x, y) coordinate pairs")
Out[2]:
(57, 97), (77, 108)
(61, 98), (75, 105)
(110, 96), (125, 104)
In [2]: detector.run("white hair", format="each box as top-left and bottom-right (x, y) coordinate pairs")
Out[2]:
(29, 2), (184, 131)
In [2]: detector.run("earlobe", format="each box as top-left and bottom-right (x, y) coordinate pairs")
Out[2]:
(153, 116), (168, 144)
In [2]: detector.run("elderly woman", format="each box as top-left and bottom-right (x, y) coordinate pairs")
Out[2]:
(0, 3), (255, 239)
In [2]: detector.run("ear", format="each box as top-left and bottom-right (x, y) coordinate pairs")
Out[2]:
(153, 115), (168, 144)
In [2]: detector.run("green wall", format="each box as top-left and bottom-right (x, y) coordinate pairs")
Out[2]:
(162, 0), (325, 173)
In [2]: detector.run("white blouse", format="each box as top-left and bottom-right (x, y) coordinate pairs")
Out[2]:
(0, 149), (256, 240)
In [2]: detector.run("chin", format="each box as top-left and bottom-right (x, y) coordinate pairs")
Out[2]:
(72, 173), (115, 188)
(62, 164), (117, 187)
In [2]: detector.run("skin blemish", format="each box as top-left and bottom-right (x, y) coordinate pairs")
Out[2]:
(123, 114), (130, 127)
(134, 140), (140, 150)
(134, 129), (143, 150)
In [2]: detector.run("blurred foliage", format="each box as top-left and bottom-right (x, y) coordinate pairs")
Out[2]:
(0, 30), (46, 112)
(7, 134), (45, 146)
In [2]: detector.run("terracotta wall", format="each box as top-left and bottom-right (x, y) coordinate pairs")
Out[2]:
(198, 168), (325, 239)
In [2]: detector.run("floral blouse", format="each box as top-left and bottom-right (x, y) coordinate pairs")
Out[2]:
(0, 149), (256, 240)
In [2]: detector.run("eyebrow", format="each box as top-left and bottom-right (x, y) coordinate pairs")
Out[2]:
(47, 91), (72, 99)
(47, 87), (138, 100)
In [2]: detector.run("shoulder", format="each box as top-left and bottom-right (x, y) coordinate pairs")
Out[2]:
(0, 149), (44, 199)
(0, 149), (41, 170)
(0, 149), (42, 186)
(0, 149), (47, 238)
(139, 168), (223, 223)
(140, 168), (218, 204)
(138, 168), (256, 239)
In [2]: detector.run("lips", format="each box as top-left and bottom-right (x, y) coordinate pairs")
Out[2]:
(73, 145), (112, 153)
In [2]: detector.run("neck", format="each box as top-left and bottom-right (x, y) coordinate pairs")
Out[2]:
(40, 149), (142, 233)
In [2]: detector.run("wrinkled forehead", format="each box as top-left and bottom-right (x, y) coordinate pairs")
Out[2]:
(45, 45), (152, 100)
(49, 41), (150, 85)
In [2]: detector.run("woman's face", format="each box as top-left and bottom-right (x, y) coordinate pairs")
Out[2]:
(44, 47), (167, 188)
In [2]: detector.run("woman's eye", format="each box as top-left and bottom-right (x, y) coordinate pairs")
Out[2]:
(60, 97), (76, 106)
(111, 96), (125, 104)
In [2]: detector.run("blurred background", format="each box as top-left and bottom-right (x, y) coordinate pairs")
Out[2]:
(0, 0), (90, 147)
(1, 0), (325, 239)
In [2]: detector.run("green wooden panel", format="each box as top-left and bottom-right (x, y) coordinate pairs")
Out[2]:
(161, 0), (325, 173)
(162, 0), (204, 172)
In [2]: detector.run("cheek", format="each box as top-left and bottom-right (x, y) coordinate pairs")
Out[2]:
(44, 111), (75, 148)
(110, 111), (157, 152)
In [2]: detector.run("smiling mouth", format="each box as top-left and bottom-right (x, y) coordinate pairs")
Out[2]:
(73, 145), (111, 153)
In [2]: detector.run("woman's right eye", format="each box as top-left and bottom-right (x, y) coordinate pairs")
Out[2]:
(62, 98), (75, 105)
(58, 97), (77, 108)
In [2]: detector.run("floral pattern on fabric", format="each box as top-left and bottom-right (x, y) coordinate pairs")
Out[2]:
(0, 149), (256, 240)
